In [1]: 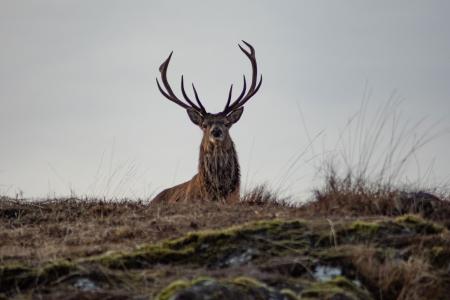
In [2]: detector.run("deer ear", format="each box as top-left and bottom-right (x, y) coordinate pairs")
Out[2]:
(227, 107), (244, 125)
(187, 108), (203, 126)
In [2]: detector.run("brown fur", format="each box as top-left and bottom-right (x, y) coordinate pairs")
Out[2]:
(152, 114), (241, 204)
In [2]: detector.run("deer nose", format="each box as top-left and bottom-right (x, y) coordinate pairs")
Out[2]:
(211, 128), (222, 138)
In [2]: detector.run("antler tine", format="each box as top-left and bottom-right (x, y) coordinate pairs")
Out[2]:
(223, 41), (262, 114)
(158, 52), (178, 100)
(156, 52), (206, 113)
(235, 75), (248, 104)
(224, 84), (233, 111)
(191, 84), (207, 114)
(181, 75), (202, 111)
(232, 74), (262, 109)
(224, 75), (247, 112)
(156, 78), (190, 109)
(238, 41), (257, 93)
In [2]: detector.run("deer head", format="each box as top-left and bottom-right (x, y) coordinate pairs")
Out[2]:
(156, 41), (262, 145)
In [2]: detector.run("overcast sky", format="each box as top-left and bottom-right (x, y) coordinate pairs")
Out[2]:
(1, 1), (449, 200)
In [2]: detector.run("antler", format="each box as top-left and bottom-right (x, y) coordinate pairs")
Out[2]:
(156, 52), (207, 114)
(222, 41), (263, 115)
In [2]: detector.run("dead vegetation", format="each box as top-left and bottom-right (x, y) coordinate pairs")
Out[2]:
(1, 182), (449, 299)
(310, 169), (450, 227)
(0, 193), (300, 266)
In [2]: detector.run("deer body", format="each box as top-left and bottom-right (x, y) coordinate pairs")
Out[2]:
(152, 41), (262, 204)
(152, 136), (240, 203)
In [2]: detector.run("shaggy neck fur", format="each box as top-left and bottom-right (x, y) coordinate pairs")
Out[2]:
(197, 135), (240, 201)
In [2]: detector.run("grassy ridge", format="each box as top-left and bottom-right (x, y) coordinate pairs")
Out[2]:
(1, 185), (449, 299)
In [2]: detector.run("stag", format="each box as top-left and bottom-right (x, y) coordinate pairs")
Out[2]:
(152, 41), (262, 203)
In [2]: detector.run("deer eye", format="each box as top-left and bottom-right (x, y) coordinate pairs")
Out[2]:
(201, 122), (208, 129)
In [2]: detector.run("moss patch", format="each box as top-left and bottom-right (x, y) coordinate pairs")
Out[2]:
(395, 214), (444, 234)
(156, 277), (295, 300)
(349, 221), (380, 235)
(157, 279), (192, 300)
(156, 276), (373, 300)
(301, 276), (373, 300)
(88, 219), (309, 269)
(0, 260), (77, 293)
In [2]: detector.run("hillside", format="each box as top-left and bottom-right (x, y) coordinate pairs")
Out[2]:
(1, 187), (449, 300)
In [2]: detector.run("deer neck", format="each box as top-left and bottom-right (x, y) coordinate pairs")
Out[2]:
(197, 136), (240, 201)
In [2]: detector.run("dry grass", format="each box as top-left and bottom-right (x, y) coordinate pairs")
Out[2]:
(0, 193), (304, 266)
(1, 185), (450, 299)
(298, 96), (450, 223)
(349, 245), (449, 300)
(1, 181), (449, 266)
(308, 166), (450, 229)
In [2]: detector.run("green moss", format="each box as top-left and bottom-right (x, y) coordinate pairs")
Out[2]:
(395, 214), (444, 234)
(37, 260), (76, 279)
(301, 276), (373, 300)
(395, 214), (423, 224)
(191, 276), (214, 285)
(337, 221), (382, 244)
(88, 219), (307, 269)
(90, 245), (195, 269)
(156, 276), (372, 300)
(164, 219), (306, 249)
(0, 260), (77, 293)
(230, 276), (274, 298)
(280, 288), (301, 300)
(341, 216), (444, 244)
(156, 279), (191, 300)
(156, 276), (301, 300)
(311, 246), (350, 264)
(428, 246), (450, 266)
(0, 263), (31, 278)
(349, 221), (380, 235)
(232, 276), (268, 289)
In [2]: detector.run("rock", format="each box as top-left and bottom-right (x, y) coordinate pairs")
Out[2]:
(394, 191), (441, 216)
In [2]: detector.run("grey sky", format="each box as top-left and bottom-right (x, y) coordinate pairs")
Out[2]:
(1, 1), (449, 200)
